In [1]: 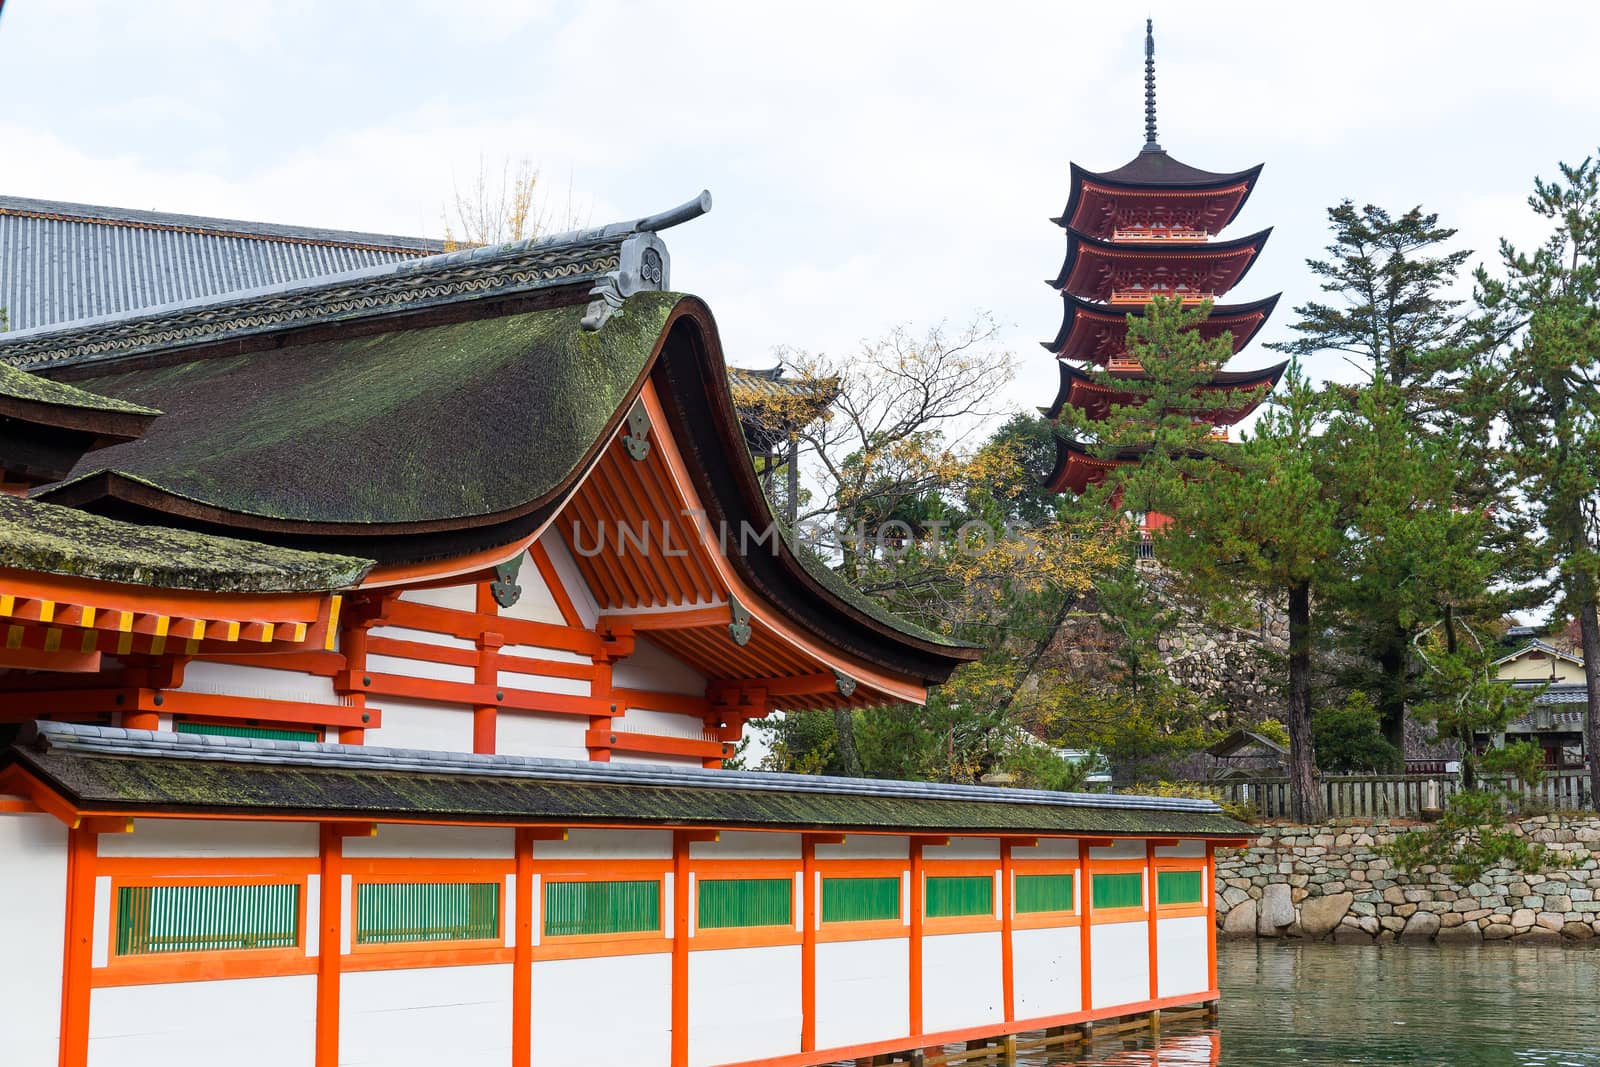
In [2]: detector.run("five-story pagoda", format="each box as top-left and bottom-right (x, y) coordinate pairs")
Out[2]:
(1043, 21), (1287, 511)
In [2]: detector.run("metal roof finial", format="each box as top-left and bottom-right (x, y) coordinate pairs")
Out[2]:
(1143, 18), (1161, 153)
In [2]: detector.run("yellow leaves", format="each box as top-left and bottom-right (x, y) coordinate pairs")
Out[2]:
(441, 156), (586, 249)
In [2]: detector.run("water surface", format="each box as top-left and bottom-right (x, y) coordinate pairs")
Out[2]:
(1023, 942), (1600, 1066)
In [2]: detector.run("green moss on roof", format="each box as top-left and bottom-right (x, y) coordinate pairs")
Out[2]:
(19, 749), (1250, 836)
(53, 294), (682, 524)
(0, 494), (371, 592)
(0, 362), (159, 415)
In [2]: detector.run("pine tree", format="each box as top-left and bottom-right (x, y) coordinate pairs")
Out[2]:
(1469, 155), (1600, 805)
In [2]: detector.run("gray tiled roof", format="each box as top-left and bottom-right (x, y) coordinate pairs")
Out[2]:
(0, 195), (440, 332)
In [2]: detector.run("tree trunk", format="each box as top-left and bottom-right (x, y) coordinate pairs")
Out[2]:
(832, 706), (863, 778)
(1444, 605), (1476, 790)
(1577, 594), (1600, 810)
(1375, 629), (1408, 754)
(1286, 580), (1323, 822)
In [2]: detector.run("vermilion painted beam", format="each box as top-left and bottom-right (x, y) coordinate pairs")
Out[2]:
(584, 729), (732, 761)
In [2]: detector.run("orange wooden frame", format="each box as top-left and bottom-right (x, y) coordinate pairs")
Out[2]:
(1086, 858), (1150, 925)
(1009, 856), (1082, 931)
(920, 859), (1003, 936)
(814, 860), (909, 944)
(343, 858), (513, 970)
(533, 859), (673, 962)
(688, 859), (802, 951)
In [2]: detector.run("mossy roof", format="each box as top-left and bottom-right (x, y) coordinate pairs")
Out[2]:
(9, 725), (1249, 837)
(45, 295), (681, 525)
(0, 494), (370, 592)
(0, 362), (159, 416)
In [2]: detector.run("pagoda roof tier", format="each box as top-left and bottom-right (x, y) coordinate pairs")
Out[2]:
(1050, 227), (1272, 302)
(1045, 439), (1147, 495)
(1042, 360), (1289, 424)
(1054, 155), (1264, 240)
(1042, 291), (1280, 366)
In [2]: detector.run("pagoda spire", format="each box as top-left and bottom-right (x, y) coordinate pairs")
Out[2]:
(1143, 18), (1161, 153)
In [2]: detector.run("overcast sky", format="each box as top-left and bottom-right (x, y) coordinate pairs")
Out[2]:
(3, 0), (1596, 420)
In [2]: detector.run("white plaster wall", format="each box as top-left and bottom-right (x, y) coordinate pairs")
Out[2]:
(530, 953), (670, 1067)
(533, 828), (673, 861)
(498, 550), (568, 625)
(542, 533), (599, 628)
(496, 665), (591, 697)
(613, 706), (705, 739)
(690, 830), (801, 861)
(814, 937), (910, 1049)
(0, 814), (66, 1067)
(398, 584), (478, 611)
(814, 835), (909, 861)
(495, 710), (589, 761)
(342, 824), (514, 860)
(1156, 915), (1210, 998)
(922, 838), (999, 861)
(98, 818), (317, 858)
(1012, 925), (1082, 1021)
(367, 652), (475, 684)
(1155, 841), (1207, 859)
(1011, 838), (1080, 861)
(1090, 921), (1150, 1009)
(1089, 840), (1146, 861)
(611, 637), (706, 696)
(87, 975), (315, 1067)
(922, 931), (1003, 1031)
(367, 625), (475, 651)
(177, 660), (340, 704)
(688, 946), (801, 1067)
(369, 697), (466, 752)
(608, 752), (708, 769)
(341, 964), (512, 1066)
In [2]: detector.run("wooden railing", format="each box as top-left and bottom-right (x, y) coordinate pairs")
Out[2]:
(1200, 770), (1594, 820)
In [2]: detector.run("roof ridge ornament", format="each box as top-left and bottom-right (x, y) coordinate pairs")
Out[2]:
(581, 191), (713, 332)
(1142, 18), (1161, 153)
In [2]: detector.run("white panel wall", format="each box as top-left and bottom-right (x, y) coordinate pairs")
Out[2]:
(0, 814), (67, 1067)
(608, 752), (708, 769)
(612, 637), (706, 696)
(1156, 915), (1210, 998)
(814, 938), (910, 1049)
(1155, 841), (1207, 859)
(530, 954), (671, 1067)
(543, 534), (599, 628)
(498, 549), (568, 625)
(87, 975), (315, 1067)
(178, 660), (340, 704)
(814, 835), (908, 861)
(690, 831), (801, 861)
(496, 665), (591, 697)
(496, 710), (589, 761)
(1011, 838), (1080, 860)
(613, 707), (705, 739)
(398, 584), (478, 611)
(342, 824), (514, 860)
(1090, 921), (1150, 1009)
(688, 946), (801, 1067)
(341, 964), (513, 1066)
(367, 625), (475, 652)
(533, 828), (673, 861)
(98, 818), (317, 858)
(923, 838), (999, 861)
(1089, 840), (1146, 861)
(367, 653), (474, 684)
(369, 697), (466, 752)
(1012, 925), (1082, 1020)
(922, 931), (1003, 1031)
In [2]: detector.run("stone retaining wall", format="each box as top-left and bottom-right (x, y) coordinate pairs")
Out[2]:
(1216, 816), (1600, 944)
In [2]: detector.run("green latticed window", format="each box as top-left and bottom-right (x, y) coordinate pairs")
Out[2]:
(175, 720), (320, 742)
(1157, 870), (1203, 906)
(116, 883), (299, 956)
(1091, 872), (1144, 910)
(698, 878), (793, 929)
(1015, 873), (1074, 915)
(925, 875), (994, 919)
(356, 882), (499, 944)
(821, 876), (900, 923)
(544, 879), (661, 937)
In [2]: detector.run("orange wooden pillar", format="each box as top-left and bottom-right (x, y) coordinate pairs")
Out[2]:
(315, 825), (343, 1067)
(1078, 842), (1093, 1015)
(512, 828), (535, 1065)
(1000, 840), (1016, 1024)
(800, 836), (818, 1053)
(1206, 842), (1219, 995)
(908, 838), (925, 1037)
(669, 830), (695, 1067)
(59, 825), (98, 1067)
(338, 626), (370, 745)
(1146, 840), (1160, 1001)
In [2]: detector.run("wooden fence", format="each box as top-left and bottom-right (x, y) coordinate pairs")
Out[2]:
(1200, 770), (1593, 820)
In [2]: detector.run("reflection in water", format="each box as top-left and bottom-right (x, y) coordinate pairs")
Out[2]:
(1024, 941), (1600, 1066)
